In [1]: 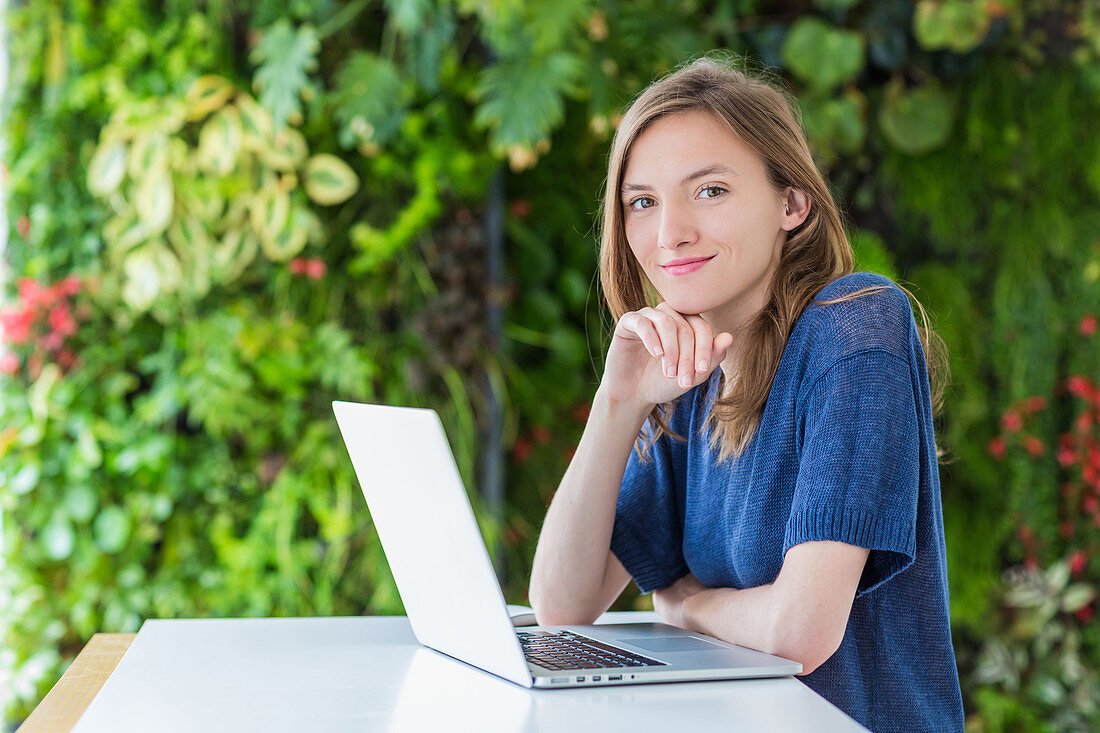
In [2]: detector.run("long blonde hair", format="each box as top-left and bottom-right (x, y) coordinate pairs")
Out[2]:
(596, 53), (949, 464)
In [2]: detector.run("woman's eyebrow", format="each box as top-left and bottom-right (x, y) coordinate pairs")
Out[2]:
(621, 164), (739, 194)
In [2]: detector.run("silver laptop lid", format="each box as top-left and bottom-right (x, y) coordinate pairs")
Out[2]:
(332, 401), (532, 687)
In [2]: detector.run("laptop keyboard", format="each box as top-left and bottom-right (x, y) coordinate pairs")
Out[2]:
(517, 630), (666, 671)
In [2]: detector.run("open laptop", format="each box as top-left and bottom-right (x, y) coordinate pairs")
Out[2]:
(332, 400), (801, 688)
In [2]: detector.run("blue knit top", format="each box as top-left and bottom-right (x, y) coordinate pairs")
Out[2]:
(609, 272), (964, 732)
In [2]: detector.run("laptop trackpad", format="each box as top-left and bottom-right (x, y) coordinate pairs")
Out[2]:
(621, 636), (725, 653)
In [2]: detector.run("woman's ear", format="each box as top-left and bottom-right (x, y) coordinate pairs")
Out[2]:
(781, 188), (811, 231)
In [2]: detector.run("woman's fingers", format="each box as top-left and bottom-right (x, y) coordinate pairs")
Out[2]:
(712, 330), (734, 359)
(654, 303), (697, 389)
(618, 312), (663, 358)
(683, 314), (716, 376)
(620, 305), (732, 390)
(641, 307), (680, 379)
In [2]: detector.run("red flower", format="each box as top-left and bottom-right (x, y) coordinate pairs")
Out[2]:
(1077, 604), (1095, 624)
(59, 276), (82, 296)
(1057, 447), (1077, 467)
(988, 437), (1006, 460)
(289, 258), (308, 275)
(511, 437), (532, 464)
(1079, 313), (1098, 337)
(509, 199), (532, 218)
(1020, 396), (1047, 413)
(56, 348), (77, 370)
(41, 331), (64, 351)
(1017, 524), (1035, 543)
(304, 259), (327, 280)
(0, 306), (34, 344)
(17, 278), (44, 307)
(0, 351), (18, 375)
(571, 402), (591, 424)
(1068, 549), (1088, 575)
(1023, 436), (1044, 457)
(1001, 410), (1023, 432)
(531, 425), (551, 444)
(1084, 495), (1099, 515)
(1067, 375), (1094, 400)
(48, 303), (76, 338)
(1076, 411), (1094, 433)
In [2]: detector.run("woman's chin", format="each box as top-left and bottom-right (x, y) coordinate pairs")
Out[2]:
(657, 294), (717, 316)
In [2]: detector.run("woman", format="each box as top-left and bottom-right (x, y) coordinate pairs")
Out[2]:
(528, 55), (965, 732)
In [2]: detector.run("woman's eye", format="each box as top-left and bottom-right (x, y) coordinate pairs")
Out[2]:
(699, 185), (727, 199)
(628, 197), (655, 211)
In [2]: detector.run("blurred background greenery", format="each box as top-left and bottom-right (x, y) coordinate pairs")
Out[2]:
(1, 0), (1099, 729)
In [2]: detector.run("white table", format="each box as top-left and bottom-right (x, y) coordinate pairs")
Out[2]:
(69, 613), (867, 732)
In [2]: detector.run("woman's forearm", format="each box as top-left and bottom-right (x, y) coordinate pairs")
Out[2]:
(681, 584), (778, 655)
(529, 387), (652, 624)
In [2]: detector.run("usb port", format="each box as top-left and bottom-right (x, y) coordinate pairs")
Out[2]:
(576, 676), (585, 682)
(608, 675), (622, 681)
(592, 676), (601, 681)
(551, 677), (568, 684)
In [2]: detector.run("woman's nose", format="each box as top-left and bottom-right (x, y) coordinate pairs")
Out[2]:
(656, 199), (699, 250)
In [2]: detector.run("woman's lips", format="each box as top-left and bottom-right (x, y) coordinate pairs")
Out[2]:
(662, 255), (716, 276)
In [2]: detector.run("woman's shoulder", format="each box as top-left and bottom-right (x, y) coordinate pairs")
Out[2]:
(813, 271), (908, 308)
(793, 271), (915, 365)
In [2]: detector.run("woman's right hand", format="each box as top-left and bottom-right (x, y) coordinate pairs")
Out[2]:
(599, 302), (733, 411)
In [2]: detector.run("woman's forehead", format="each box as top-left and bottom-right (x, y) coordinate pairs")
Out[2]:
(622, 111), (763, 189)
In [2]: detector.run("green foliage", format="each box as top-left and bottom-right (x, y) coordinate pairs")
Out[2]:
(250, 20), (320, 129)
(849, 229), (898, 281)
(472, 50), (584, 157)
(968, 560), (1100, 730)
(800, 89), (868, 159)
(782, 17), (865, 91)
(913, 0), (993, 54)
(878, 79), (955, 155)
(331, 52), (409, 149)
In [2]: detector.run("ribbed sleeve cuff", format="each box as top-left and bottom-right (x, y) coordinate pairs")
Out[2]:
(784, 505), (916, 598)
(610, 521), (689, 595)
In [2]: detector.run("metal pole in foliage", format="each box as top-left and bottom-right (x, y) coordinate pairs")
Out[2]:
(482, 165), (505, 581)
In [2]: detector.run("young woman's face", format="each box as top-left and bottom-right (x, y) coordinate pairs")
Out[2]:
(620, 110), (790, 333)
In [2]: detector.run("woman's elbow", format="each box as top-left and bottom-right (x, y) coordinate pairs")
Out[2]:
(766, 615), (844, 676)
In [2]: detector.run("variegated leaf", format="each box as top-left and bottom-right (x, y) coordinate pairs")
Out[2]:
(256, 127), (307, 171)
(213, 229), (260, 280)
(235, 93), (274, 150)
(87, 140), (128, 197)
(303, 154), (359, 206)
(1061, 583), (1096, 613)
(259, 207), (309, 261)
(127, 131), (170, 180)
(134, 173), (174, 234)
(198, 106), (243, 176)
(249, 184), (291, 241)
(185, 75), (236, 121)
